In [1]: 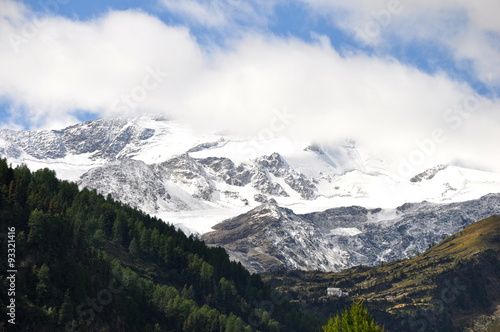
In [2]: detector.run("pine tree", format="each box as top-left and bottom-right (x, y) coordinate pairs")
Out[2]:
(129, 237), (140, 256)
(35, 263), (51, 303)
(112, 215), (127, 245)
(58, 289), (73, 325)
(323, 301), (385, 332)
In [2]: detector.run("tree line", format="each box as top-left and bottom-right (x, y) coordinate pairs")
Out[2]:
(0, 159), (321, 331)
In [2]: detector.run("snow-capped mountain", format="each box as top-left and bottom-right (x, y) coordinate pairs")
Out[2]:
(203, 194), (500, 273)
(1, 114), (499, 235)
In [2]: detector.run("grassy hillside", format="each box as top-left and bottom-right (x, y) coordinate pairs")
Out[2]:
(263, 215), (500, 331)
(0, 159), (321, 331)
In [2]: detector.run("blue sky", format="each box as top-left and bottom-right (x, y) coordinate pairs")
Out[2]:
(23, 0), (483, 87)
(1, 0), (500, 171)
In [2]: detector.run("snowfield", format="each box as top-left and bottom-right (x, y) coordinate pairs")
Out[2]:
(1, 114), (499, 236)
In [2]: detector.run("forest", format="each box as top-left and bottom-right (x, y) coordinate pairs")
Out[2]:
(0, 159), (322, 331)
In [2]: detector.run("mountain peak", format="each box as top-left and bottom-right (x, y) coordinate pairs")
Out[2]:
(1, 115), (500, 235)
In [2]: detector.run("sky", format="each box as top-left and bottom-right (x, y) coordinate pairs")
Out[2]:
(0, 0), (499, 173)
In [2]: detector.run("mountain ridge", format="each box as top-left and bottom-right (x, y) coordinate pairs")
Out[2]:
(203, 194), (500, 273)
(2, 115), (500, 235)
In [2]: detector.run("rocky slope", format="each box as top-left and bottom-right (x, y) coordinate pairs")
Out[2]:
(1, 114), (500, 235)
(262, 214), (500, 331)
(203, 194), (500, 273)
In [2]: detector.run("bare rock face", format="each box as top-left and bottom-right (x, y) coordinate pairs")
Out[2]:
(204, 202), (293, 272)
(203, 194), (500, 273)
(410, 164), (448, 182)
(255, 153), (317, 199)
(79, 159), (166, 212)
(198, 157), (252, 186)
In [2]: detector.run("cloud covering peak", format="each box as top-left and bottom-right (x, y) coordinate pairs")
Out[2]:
(0, 0), (498, 173)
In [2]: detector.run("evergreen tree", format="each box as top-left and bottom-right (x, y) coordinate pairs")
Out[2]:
(128, 237), (140, 256)
(35, 263), (51, 303)
(112, 214), (127, 245)
(323, 301), (385, 332)
(58, 289), (73, 325)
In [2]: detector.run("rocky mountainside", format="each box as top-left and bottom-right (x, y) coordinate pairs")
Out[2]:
(203, 194), (500, 273)
(263, 215), (500, 331)
(1, 115), (500, 235)
(410, 164), (448, 182)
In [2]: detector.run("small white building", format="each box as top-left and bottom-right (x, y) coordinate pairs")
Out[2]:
(327, 287), (349, 297)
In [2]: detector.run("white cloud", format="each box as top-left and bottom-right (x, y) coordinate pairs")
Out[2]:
(299, 0), (500, 88)
(0, 2), (205, 127)
(0, 0), (498, 173)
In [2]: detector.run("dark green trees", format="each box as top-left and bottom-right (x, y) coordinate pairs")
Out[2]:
(0, 159), (320, 331)
(323, 301), (385, 332)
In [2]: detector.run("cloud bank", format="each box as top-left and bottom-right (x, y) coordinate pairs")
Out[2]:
(0, 0), (498, 173)
(298, 0), (500, 86)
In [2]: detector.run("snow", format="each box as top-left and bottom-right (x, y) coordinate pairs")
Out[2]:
(1, 115), (500, 236)
(157, 208), (245, 235)
(329, 227), (363, 236)
(125, 119), (220, 164)
(8, 153), (104, 182)
(366, 208), (400, 224)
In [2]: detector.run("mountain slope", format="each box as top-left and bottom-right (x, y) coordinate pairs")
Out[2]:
(1, 115), (500, 234)
(0, 159), (321, 331)
(203, 194), (500, 273)
(262, 215), (500, 331)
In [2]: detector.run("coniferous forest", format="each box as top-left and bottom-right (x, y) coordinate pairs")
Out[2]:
(0, 159), (322, 331)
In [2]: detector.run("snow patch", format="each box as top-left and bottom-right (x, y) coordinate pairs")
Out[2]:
(329, 227), (363, 236)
